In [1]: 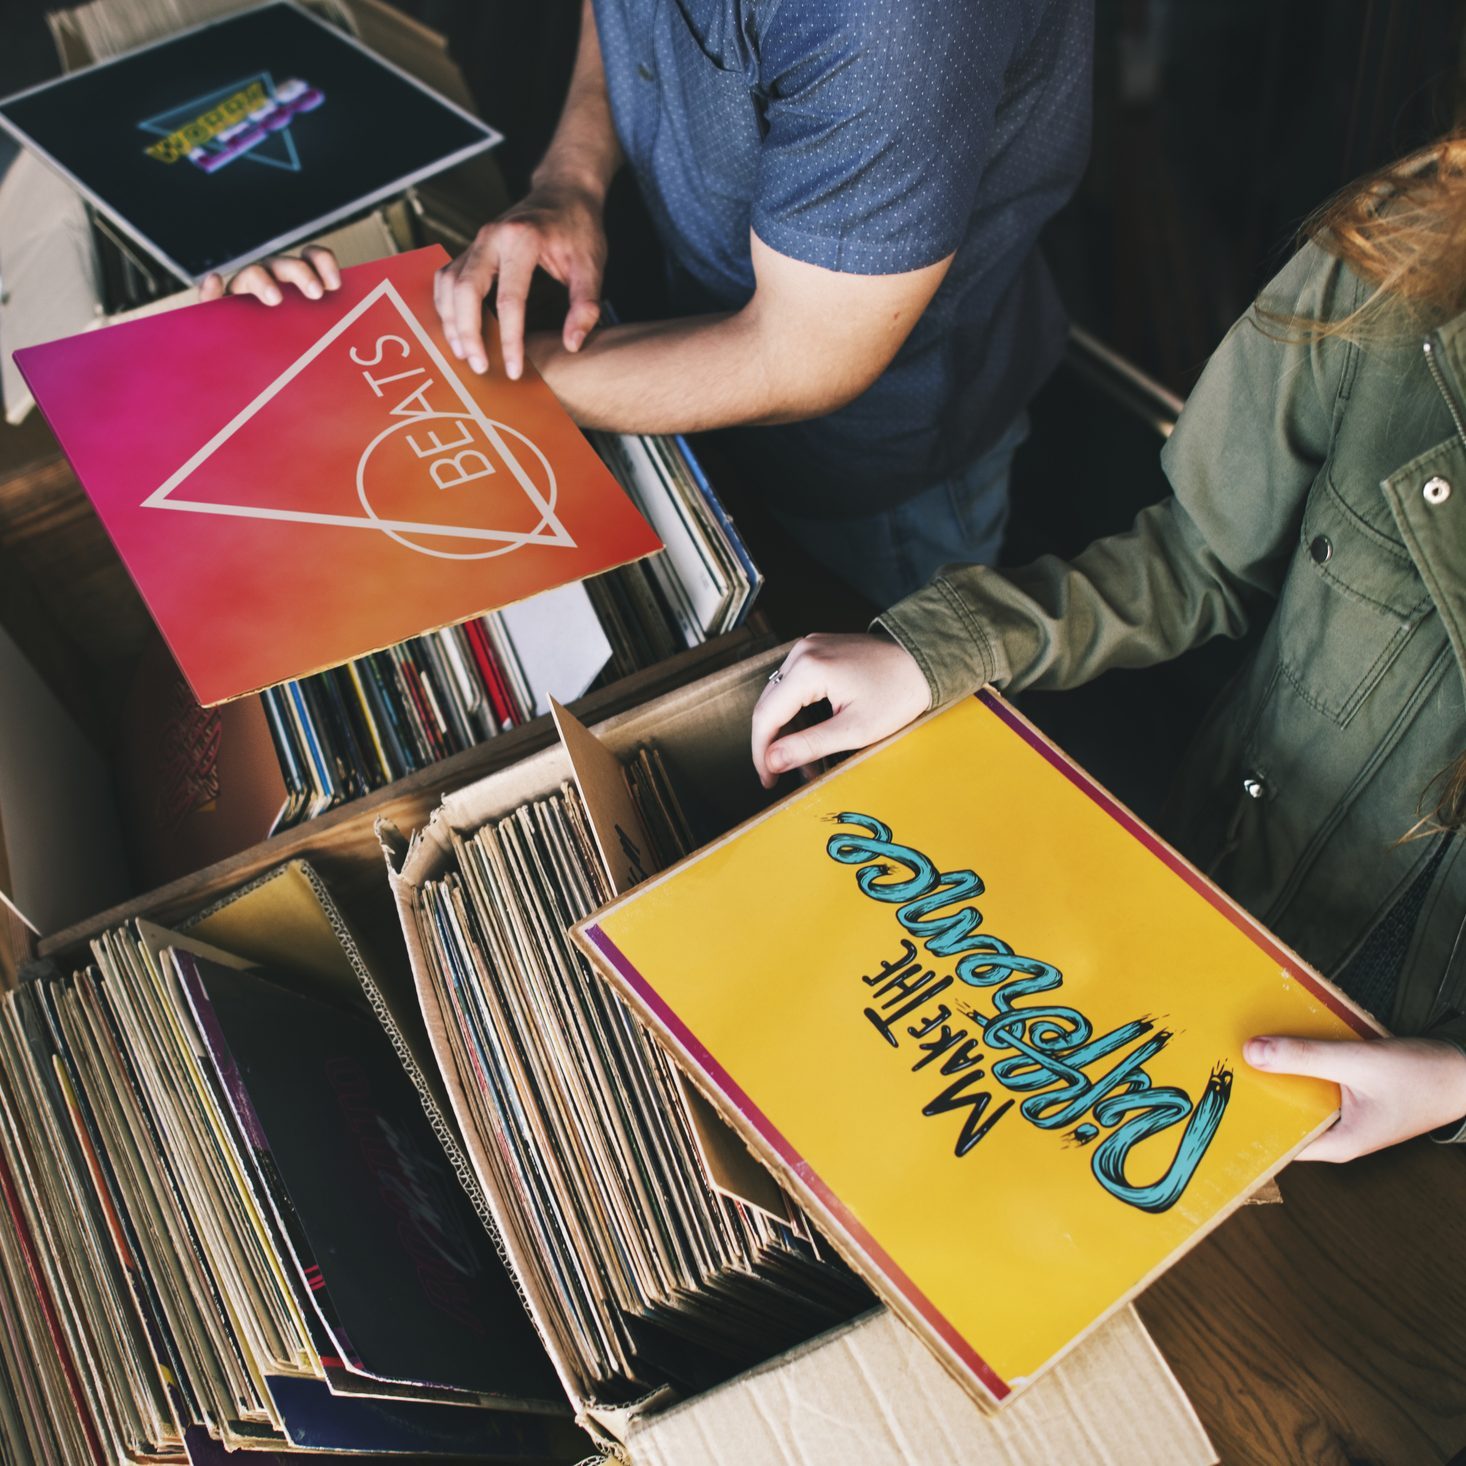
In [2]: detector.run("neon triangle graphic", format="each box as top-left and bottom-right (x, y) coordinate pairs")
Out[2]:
(142, 281), (578, 559)
(138, 73), (301, 173)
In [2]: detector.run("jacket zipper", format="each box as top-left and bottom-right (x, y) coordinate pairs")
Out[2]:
(1423, 338), (1466, 451)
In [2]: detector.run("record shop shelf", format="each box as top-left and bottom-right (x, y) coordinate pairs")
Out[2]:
(0, 426), (775, 977)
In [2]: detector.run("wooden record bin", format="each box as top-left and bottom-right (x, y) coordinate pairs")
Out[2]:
(0, 423), (774, 979)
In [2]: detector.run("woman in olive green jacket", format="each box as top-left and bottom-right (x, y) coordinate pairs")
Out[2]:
(752, 138), (1466, 1162)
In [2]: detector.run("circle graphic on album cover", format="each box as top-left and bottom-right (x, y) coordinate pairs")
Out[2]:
(355, 411), (563, 561)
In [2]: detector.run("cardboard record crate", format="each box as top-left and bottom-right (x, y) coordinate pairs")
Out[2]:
(383, 644), (1218, 1464)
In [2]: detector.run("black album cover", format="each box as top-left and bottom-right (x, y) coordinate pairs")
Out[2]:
(173, 951), (560, 1404)
(0, 1), (500, 282)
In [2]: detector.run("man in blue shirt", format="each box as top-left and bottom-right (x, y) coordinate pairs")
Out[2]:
(225, 2), (1092, 603)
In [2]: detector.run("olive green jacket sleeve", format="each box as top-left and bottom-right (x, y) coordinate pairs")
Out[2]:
(878, 244), (1364, 705)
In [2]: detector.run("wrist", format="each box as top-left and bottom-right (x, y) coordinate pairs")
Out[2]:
(530, 150), (615, 210)
(1441, 1039), (1466, 1117)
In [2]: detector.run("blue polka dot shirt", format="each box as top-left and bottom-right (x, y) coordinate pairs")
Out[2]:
(592, 0), (1093, 516)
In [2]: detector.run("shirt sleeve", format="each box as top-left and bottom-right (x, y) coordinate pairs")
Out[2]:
(750, 0), (1027, 275)
(874, 243), (1364, 702)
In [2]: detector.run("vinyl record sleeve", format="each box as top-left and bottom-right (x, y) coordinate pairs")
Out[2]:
(576, 691), (1383, 1411)
(174, 950), (561, 1404)
(16, 246), (662, 705)
(0, 0), (500, 283)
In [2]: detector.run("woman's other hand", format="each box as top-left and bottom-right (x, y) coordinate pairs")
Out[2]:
(1245, 1034), (1466, 1161)
(750, 633), (930, 790)
(198, 245), (342, 305)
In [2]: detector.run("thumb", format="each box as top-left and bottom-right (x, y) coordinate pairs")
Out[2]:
(765, 708), (866, 776)
(563, 259), (603, 352)
(1245, 1035), (1371, 1085)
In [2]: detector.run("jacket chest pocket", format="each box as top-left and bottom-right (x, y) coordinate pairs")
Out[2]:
(1275, 473), (1433, 727)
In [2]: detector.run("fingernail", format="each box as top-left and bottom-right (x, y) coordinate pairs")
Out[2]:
(266, 290), (282, 306)
(1245, 1038), (1274, 1064)
(450, 340), (464, 359)
(505, 360), (521, 380)
(767, 752), (786, 773)
(306, 283), (321, 299)
(472, 355), (489, 375)
(568, 330), (585, 352)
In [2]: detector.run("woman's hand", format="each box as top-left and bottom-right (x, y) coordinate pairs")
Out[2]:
(1245, 1034), (1466, 1161)
(750, 633), (931, 790)
(433, 179), (608, 381)
(198, 245), (342, 305)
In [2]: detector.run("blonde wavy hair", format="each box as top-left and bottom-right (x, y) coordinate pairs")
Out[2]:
(1299, 131), (1466, 837)
(1304, 129), (1466, 338)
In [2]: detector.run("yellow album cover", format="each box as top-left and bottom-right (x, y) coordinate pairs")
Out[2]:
(576, 691), (1378, 1410)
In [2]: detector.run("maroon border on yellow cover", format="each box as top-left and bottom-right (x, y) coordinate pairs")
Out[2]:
(975, 689), (1376, 1038)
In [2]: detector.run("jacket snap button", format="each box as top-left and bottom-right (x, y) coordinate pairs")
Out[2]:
(1423, 475), (1452, 505)
(1309, 534), (1332, 564)
(1242, 774), (1266, 799)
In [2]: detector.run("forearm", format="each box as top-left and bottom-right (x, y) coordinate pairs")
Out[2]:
(534, 0), (623, 202)
(530, 309), (843, 433)
(878, 497), (1258, 706)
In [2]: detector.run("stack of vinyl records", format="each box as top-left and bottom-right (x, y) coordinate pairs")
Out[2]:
(0, 923), (583, 1461)
(414, 748), (869, 1399)
(262, 432), (761, 831)
(589, 431), (761, 655)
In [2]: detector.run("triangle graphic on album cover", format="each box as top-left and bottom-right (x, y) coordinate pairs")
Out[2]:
(141, 280), (577, 554)
(138, 73), (302, 172)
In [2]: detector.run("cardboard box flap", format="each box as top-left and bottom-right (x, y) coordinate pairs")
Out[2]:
(426, 649), (787, 857)
(553, 697), (790, 1221)
(580, 1386), (674, 1450)
(623, 1304), (1214, 1466)
(381, 836), (594, 1423)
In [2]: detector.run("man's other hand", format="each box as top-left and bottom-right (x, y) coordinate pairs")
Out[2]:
(433, 181), (608, 381)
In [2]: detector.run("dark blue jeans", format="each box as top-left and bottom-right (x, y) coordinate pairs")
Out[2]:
(769, 414), (1029, 609)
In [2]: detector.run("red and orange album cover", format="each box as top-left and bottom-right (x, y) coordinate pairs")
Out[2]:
(16, 246), (660, 705)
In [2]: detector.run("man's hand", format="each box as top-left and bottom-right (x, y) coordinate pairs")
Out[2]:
(433, 180), (607, 382)
(1245, 1034), (1466, 1161)
(750, 633), (931, 790)
(199, 245), (341, 305)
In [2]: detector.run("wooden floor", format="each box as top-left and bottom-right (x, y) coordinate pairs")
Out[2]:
(1144, 1139), (1466, 1464)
